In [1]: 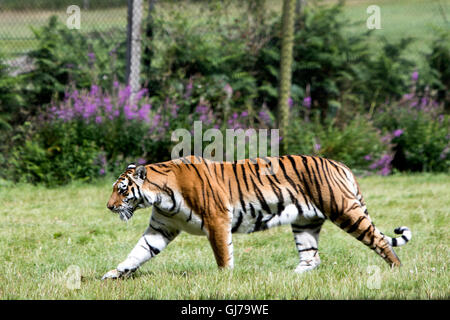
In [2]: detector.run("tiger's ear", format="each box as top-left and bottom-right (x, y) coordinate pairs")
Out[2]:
(134, 165), (147, 181)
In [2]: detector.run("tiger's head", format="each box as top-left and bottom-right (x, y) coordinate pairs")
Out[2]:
(106, 164), (150, 221)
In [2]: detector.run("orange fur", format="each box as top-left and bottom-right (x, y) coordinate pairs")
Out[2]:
(107, 155), (404, 271)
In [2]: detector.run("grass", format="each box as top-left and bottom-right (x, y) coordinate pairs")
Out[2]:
(0, 173), (448, 299)
(0, 7), (128, 56)
(339, 0), (450, 65)
(1, 0), (448, 60)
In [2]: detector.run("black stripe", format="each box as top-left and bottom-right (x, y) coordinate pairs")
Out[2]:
(220, 163), (225, 180)
(204, 173), (226, 212)
(253, 211), (266, 232)
(308, 157), (325, 212)
(249, 203), (256, 218)
(347, 216), (365, 234)
(266, 174), (285, 215)
(150, 224), (173, 240)
(392, 238), (397, 246)
(297, 247), (318, 252)
(232, 163), (247, 211)
(357, 225), (371, 241)
(240, 164), (250, 191)
(143, 237), (160, 257)
(287, 188), (303, 216)
(249, 176), (272, 214)
(292, 223), (323, 230)
(279, 159), (299, 193)
(253, 161), (264, 185)
(232, 210), (243, 233)
(148, 166), (168, 176)
(190, 163), (207, 210)
(162, 185), (177, 212)
(339, 219), (351, 229)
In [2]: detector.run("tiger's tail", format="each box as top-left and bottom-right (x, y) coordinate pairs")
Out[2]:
(379, 226), (412, 247)
(338, 166), (412, 266)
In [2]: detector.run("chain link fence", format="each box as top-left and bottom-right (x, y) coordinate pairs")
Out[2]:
(0, 0), (129, 70)
(0, 0), (448, 74)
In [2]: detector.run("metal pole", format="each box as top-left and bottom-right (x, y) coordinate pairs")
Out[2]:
(126, 0), (143, 100)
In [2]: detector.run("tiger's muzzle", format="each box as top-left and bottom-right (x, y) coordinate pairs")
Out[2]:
(107, 203), (135, 222)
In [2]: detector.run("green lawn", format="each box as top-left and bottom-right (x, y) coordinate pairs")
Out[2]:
(1, 0), (448, 60)
(0, 7), (128, 57)
(0, 174), (448, 299)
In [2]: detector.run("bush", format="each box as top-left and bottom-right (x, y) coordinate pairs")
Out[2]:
(426, 29), (450, 112)
(373, 88), (449, 173)
(143, 4), (264, 112)
(9, 83), (194, 184)
(25, 16), (126, 108)
(287, 113), (390, 173)
(9, 122), (103, 186)
(256, 2), (415, 120)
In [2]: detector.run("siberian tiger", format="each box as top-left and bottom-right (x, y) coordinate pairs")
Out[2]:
(102, 155), (412, 279)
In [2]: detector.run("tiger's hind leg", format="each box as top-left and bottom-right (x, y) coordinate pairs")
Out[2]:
(291, 218), (325, 273)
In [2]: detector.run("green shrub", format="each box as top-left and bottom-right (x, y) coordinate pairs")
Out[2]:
(426, 29), (450, 112)
(256, 2), (415, 120)
(286, 113), (390, 172)
(25, 16), (126, 107)
(0, 54), (25, 124)
(10, 122), (102, 186)
(144, 5), (262, 112)
(373, 95), (449, 173)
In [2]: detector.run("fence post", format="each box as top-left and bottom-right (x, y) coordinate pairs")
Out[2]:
(142, 0), (157, 83)
(126, 0), (144, 101)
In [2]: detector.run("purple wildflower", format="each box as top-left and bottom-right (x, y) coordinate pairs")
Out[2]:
(185, 78), (193, 99)
(88, 52), (96, 63)
(369, 154), (393, 176)
(381, 134), (392, 144)
(420, 97), (428, 108)
(124, 105), (135, 120)
(288, 97), (293, 108)
(138, 104), (151, 122)
(411, 71), (419, 82)
(380, 167), (391, 176)
(170, 104), (179, 118)
(119, 86), (132, 105)
(313, 143), (321, 152)
(258, 111), (271, 124)
(303, 96), (312, 109)
(403, 93), (414, 100)
(364, 155), (372, 161)
(393, 129), (404, 138)
(224, 84), (233, 98)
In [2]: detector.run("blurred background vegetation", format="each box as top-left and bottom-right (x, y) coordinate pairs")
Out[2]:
(0, 0), (448, 186)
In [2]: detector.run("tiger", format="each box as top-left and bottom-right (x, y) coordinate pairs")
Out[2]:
(102, 155), (412, 279)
